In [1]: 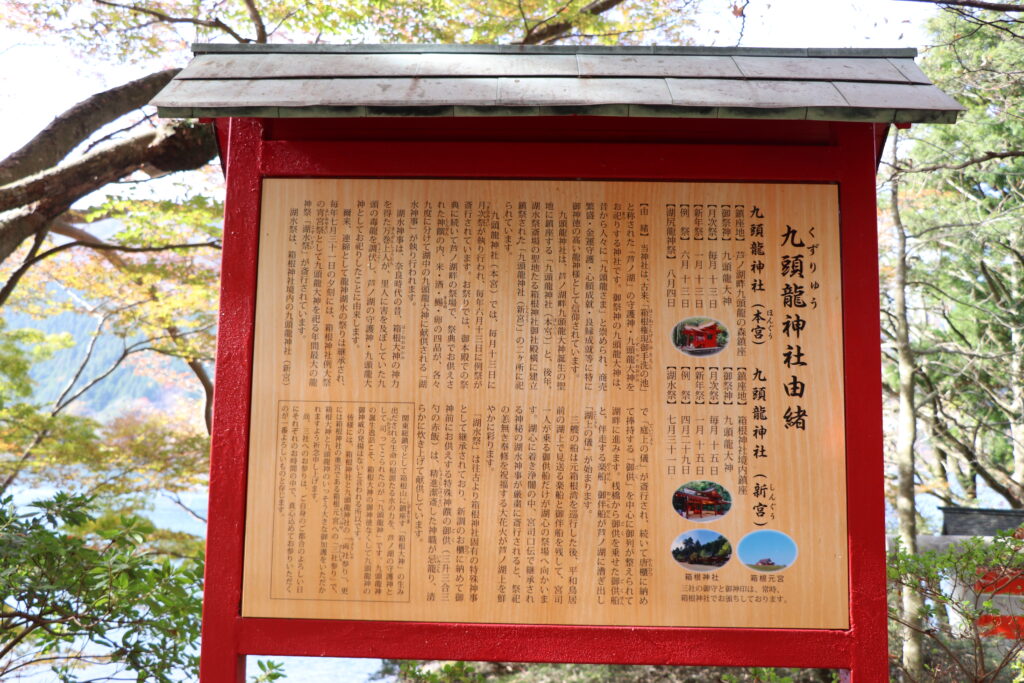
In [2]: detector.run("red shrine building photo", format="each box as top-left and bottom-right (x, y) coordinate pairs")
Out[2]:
(679, 320), (721, 350)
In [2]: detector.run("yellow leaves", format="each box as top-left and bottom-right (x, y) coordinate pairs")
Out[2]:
(6, 406), (209, 496)
(5, 195), (221, 370)
(0, 190), (218, 498)
(455, 0), (702, 46)
(13, 0), (709, 64)
(101, 409), (209, 489)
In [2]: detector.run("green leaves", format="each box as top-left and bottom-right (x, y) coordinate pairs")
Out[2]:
(0, 493), (202, 682)
(252, 659), (288, 682)
(887, 531), (1024, 681)
(400, 660), (485, 683)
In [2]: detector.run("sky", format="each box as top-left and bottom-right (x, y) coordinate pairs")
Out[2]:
(737, 529), (799, 566)
(698, 0), (936, 47)
(1, 0), (943, 680)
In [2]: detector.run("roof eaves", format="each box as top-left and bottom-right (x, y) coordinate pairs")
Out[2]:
(155, 103), (950, 123)
(189, 43), (918, 59)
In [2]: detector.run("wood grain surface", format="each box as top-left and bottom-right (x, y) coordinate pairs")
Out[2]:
(241, 179), (849, 629)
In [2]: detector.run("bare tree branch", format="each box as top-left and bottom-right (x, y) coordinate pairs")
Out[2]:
(515, 0), (628, 44)
(898, 150), (1024, 174)
(187, 359), (214, 435)
(733, 0), (752, 45)
(0, 69), (178, 186)
(164, 491), (208, 523)
(0, 121), (216, 265)
(896, 0), (1024, 12)
(82, 114), (153, 154)
(0, 228), (48, 309)
(93, 0), (250, 43)
(241, 0), (268, 43)
(0, 208), (64, 283)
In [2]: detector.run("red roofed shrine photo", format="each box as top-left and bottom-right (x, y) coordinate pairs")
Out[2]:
(672, 481), (732, 522)
(672, 317), (729, 357)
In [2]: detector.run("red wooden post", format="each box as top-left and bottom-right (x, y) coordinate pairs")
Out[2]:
(201, 117), (265, 683)
(836, 122), (892, 682)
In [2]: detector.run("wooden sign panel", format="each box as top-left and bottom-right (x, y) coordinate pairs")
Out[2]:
(242, 179), (849, 629)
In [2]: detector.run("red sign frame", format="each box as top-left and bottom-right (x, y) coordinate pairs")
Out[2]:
(201, 116), (889, 682)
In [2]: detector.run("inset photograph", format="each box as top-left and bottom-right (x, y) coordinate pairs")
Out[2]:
(671, 317), (729, 357)
(738, 530), (798, 573)
(670, 529), (732, 572)
(672, 481), (732, 522)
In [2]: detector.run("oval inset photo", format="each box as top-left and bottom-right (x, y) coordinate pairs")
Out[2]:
(670, 529), (732, 572)
(672, 481), (732, 522)
(738, 530), (798, 573)
(671, 317), (729, 357)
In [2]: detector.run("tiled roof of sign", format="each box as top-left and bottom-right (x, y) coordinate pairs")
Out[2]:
(151, 44), (963, 123)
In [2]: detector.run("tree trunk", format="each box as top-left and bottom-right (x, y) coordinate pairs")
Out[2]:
(0, 120), (216, 267)
(1009, 229), (1024, 506)
(0, 69), (178, 186)
(890, 148), (925, 681)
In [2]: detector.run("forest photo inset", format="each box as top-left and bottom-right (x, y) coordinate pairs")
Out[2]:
(670, 529), (732, 572)
(738, 530), (798, 573)
(671, 317), (729, 357)
(672, 481), (732, 522)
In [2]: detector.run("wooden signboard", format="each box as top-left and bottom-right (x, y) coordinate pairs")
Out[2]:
(242, 178), (848, 630)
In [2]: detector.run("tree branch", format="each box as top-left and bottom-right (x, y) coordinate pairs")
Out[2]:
(187, 360), (214, 435)
(31, 223), (219, 435)
(163, 491), (207, 524)
(241, 0), (268, 43)
(0, 69), (178, 187)
(0, 620), (41, 664)
(898, 150), (1024, 174)
(0, 235), (219, 309)
(923, 393), (1023, 505)
(515, 0), (628, 44)
(896, 0), (1024, 12)
(93, 0), (250, 43)
(0, 207), (62, 285)
(53, 308), (123, 412)
(0, 128), (155, 214)
(82, 114), (153, 154)
(0, 121), (216, 266)
(0, 228), (48, 309)
(733, 0), (752, 45)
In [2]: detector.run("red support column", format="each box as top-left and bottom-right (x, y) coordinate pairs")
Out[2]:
(837, 122), (891, 682)
(200, 117), (265, 683)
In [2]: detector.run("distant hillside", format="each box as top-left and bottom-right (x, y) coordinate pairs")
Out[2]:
(5, 309), (199, 420)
